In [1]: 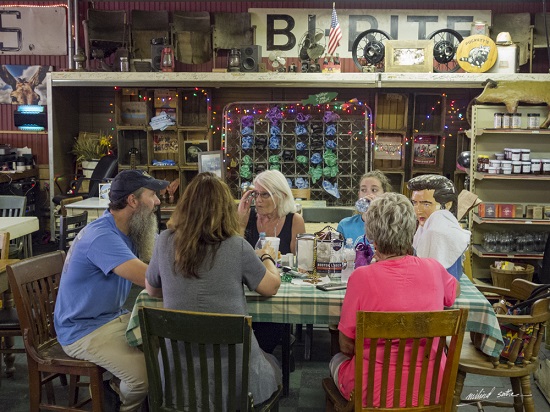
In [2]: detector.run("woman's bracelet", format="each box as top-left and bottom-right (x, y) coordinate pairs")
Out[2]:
(260, 254), (276, 265)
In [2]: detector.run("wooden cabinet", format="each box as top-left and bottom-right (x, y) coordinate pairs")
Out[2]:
(469, 104), (550, 279)
(114, 87), (211, 201)
(410, 93), (446, 177)
(372, 93), (408, 192)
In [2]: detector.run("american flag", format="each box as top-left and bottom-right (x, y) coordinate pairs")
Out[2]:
(327, 5), (342, 56)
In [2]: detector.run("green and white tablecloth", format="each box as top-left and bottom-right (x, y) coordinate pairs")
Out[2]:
(126, 275), (504, 358)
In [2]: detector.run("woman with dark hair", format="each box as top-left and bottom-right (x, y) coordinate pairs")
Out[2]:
(145, 172), (281, 408)
(330, 193), (459, 407)
(407, 174), (470, 280)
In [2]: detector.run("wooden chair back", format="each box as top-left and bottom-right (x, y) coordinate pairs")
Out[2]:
(472, 279), (550, 367)
(354, 309), (468, 411)
(453, 280), (550, 411)
(59, 196), (84, 217)
(59, 211), (88, 251)
(291, 188), (311, 200)
(139, 307), (281, 412)
(0, 195), (26, 217)
(0, 231), (9, 259)
(7, 251), (66, 351)
(6, 251), (105, 410)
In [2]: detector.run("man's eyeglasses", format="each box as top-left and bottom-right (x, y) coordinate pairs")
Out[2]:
(251, 191), (271, 199)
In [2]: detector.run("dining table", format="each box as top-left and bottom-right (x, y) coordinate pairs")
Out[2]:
(0, 216), (39, 258)
(125, 274), (504, 398)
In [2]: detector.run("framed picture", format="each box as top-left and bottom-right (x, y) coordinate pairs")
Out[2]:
(385, 40), (433, 73)
(183, 140), (209, 164)
(413, 135), (439, 165)
(198, 150), (224, 179)
(99, 183), (111, 199)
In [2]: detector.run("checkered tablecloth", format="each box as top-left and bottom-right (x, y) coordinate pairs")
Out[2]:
(450, 276), (504, 358)
(126, 275), (504, 358)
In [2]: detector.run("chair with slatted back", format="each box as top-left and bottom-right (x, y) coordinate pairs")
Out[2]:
(139, 306), (282, 411)
(58, 211), (88, 252)
(323, 309), (468, 411)
(452, 279), (550, 412)
(0, 231), (23, 382)
(0, 195), (27, 259)
(6, 251), (105, 410)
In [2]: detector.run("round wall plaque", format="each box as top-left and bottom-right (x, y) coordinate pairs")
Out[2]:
(456, 35), (497, 73)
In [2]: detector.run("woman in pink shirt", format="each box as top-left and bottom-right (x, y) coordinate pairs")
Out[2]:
(329, 192), (460, 407)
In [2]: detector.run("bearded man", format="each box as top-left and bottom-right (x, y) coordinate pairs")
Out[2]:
(54, 170), (168, 412)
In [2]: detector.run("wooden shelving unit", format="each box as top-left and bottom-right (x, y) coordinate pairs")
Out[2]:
(468, 104), (550, 280)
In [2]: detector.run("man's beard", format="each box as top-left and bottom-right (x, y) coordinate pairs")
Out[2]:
(127, 203), (158, 262)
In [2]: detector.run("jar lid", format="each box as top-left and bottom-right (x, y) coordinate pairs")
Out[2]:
(527, 113), (540, 116)
(521, 149), (530, 152)
(511, 149), (521, 152)
(494, 113), (504, 116)
(513, 113), (522, 116)
(501, 160), (512, 164)
(512, 161), (522, 165)
(531, 159), (541, 162)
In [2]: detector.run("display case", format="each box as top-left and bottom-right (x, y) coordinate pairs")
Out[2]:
(469, 104), (550, 279)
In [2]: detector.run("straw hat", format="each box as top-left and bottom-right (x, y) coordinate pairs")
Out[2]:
(495, 32), (514, 45)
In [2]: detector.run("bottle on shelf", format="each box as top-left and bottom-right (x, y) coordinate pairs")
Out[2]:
(341, 238), (355, 283)
(255, 232), (266, 251)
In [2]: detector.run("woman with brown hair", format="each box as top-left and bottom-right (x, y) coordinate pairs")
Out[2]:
(145, 172), (282, 408)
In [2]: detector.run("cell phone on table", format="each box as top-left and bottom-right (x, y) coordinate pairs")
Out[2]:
(316, 283), (347, 291)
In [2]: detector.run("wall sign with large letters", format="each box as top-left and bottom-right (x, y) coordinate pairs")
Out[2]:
(0, 6), (67, 55)
(250, 8), (491, 58)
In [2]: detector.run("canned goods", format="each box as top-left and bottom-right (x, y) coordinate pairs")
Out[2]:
(493, 113), (504, 128)
(511, 113), (522, 129)
(527, 113), (540, 129)
(531, 159), (541, 175)
(120, 57), (129, 72)
(502, 113), (511, 128)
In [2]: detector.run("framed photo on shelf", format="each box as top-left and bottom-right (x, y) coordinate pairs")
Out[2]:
(183, 140), (209, 164)
(385, 40), (433, 73)
(198, 150), (224, 179)
(99, 183), (111, 199)
(413, 135), (439, 165)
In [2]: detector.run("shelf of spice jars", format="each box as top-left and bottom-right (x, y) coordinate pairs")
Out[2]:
(473, 172), (550, 181)
(471, 244), (544, 259)
(473, 213), (550, 225)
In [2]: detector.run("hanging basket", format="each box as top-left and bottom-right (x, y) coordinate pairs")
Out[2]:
(490, 264), (534, 289)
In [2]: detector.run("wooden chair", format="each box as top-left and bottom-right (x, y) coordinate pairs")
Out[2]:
(0, 195), (27, 258)
(58, 211), (88, 251)
(0, 231), (23, 382)
(291, 188), (311, 200)
(453, 279), (550, 412)
(323, 309), (468, 411)
(139, 306), (282, 411)
(6, 251), (105, 411)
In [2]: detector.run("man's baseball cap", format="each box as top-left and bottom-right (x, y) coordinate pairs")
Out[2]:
(109, 170), (169, 202)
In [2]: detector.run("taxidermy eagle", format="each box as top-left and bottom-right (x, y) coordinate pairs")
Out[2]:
(0, 66), (49, 105)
